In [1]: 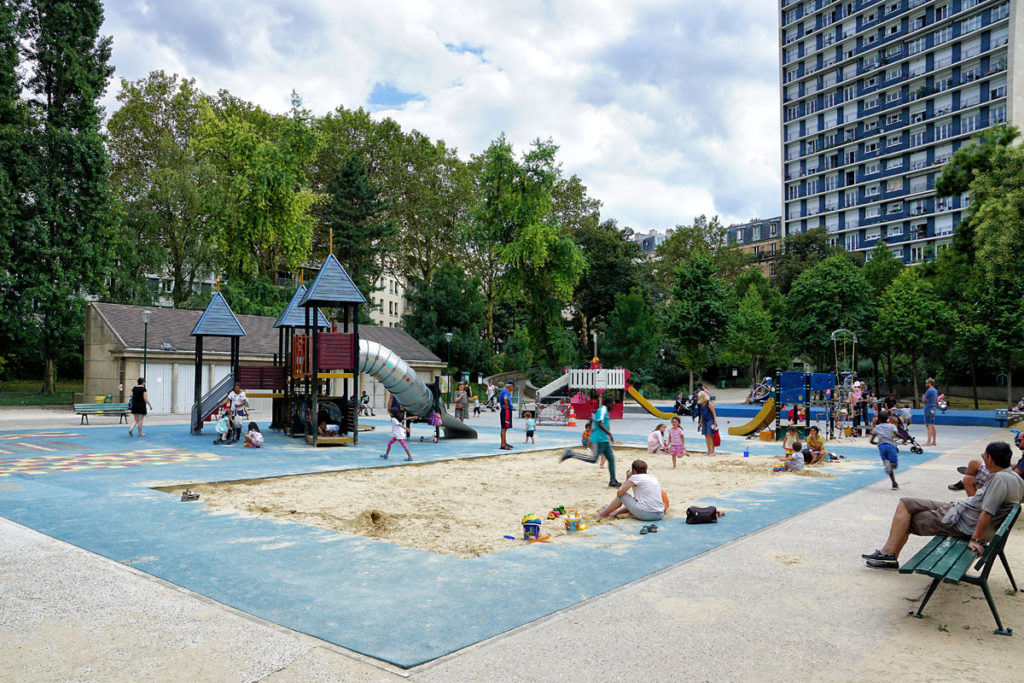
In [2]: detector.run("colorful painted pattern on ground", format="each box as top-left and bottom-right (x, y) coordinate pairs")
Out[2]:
(0, 449), (221, 477)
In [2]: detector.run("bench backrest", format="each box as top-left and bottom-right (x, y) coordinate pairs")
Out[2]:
(74, 403), (129, 411)
(975, 503), (1021, 570)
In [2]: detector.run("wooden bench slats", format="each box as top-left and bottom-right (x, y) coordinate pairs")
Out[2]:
(915, 536), (961, 574)
(925, 542), (972, 580)
(899, 536), (945, 574)
(943, 549), (979, 585)
(74, 403), (130, 425)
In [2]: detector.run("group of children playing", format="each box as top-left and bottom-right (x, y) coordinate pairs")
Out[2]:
(646, 417), (688, 467)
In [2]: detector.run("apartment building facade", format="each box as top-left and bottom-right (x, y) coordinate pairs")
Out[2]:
(780, 0), (1021, 262)
(725, 217), (783, 276)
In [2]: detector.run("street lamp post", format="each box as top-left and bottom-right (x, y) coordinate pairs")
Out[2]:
(142, 309), (152, 380)
(444, 332), (454, 406)
(592, 330), (598, 359)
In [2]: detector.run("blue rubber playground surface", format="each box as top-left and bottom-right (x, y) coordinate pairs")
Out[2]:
(0, 414), (972, 668)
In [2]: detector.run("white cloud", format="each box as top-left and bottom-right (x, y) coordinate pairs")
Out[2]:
(101, 0), (782, 229)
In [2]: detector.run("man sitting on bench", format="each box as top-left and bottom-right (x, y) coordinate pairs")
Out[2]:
(862, 441), (1024, 569)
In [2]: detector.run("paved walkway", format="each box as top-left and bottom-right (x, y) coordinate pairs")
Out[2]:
(2, 407), (1022, 681)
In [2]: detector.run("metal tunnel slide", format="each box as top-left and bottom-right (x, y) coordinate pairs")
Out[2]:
(359, 339), (477, 439)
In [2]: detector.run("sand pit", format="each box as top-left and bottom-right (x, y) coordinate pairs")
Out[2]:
(160, 448), (846, 558)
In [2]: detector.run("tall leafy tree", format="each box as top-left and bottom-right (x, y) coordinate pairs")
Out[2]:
(599, 290), (660, 376)
(873, 268), (950, 406)
(784, 254), (873, 369)
(722, 287), (779, 382)
(17, 0), (115, 391)
(403, 261), (489, 373)
(106, 71), (220, 306)
(319, 153), (395, 294)
(772, 227), (843, 294)
(194, 93), (321, 277)
(667, 251), (731, 393)
(653, 215), (749, 288)
(860, 241), (904, 391)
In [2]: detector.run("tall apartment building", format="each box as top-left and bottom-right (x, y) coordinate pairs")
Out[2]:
(368, 269), (407, 328)
(780, 0), (1021, 263)
(725, 217), (783, 276)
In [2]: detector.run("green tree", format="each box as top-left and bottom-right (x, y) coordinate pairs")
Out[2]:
(17, 0), (115, 391)
(772, 227), (842, 294)
(967, 143), (1024, 280)
(194, 93), (321, 277)
(667, 251), (731, 393)
(402, 261), (490, 374)
(106, 71), (221, 307)
(860, 241), (904, 391)
(722, 287), (778, 382)
(733, 267), (784, 321)
(184, 276), (296, 318)
(873, 268), (950, 406)
(599, 290), (660, 374)
(935, 124), (1020, 260)
(570, 218), (646, 346)
(319, 153), (395, 294)
(784, 254), (873, 369)
(653, 215), (749, 288)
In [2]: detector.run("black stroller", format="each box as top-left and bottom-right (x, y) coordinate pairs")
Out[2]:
(674, 393), (698, 419)
(894, 419), (924, 454)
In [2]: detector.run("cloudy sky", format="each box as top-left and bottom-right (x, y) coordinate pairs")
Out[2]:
(102, 0), (782, 230)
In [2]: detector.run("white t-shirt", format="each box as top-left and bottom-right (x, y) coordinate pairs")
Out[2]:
(627, 473), (664, 513)
(391, 417), (406, 440)
(228, 390), (247, 411)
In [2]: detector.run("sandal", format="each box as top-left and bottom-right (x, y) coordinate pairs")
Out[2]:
(647, 524), (658, 533)
(640, 525), (650, 535)
(404, 456), (413, 461)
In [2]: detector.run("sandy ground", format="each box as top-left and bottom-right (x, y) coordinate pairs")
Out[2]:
(162, 447), (843, 558)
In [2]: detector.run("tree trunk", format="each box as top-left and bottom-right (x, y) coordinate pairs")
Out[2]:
(872, 355), (880, 396)
(885, 351), (895, 399)
(688, 368), (694, 396)
(42, 356), (56, 395)
(911, 357), (920, 409)
(1008, 367), (1014, 409)
(970, 362), (979, 410)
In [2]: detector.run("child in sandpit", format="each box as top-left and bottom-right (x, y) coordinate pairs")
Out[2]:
(596, 459), (664, 522)
(782, 424), (799, 456)
(870, 410), (899, 490)
(381, 409), (413, 461)
(779, 441), (807, 471)
(667, 416), (687, 467)
(647, 423), (667, 454)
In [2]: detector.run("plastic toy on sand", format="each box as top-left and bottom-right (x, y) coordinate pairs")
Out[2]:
(521, 513), (542, 540)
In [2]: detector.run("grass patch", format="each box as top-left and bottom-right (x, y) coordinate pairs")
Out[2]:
(0, 379), (81, 406)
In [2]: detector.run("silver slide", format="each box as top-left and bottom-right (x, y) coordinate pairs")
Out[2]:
(359, 339), (477, 439)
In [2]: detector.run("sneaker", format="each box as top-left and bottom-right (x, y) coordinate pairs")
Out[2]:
(892, 483), (899, 490)
(956, 466), (968, 475)
(560, 450), (573, 462)
(948, 480), (965, 491)
(379, 454), (388, 459)
(608, 480), (622, 487)
(861, 550), (897, 561)
(212, 439), (222, 445)
(865, 559), (899, 569)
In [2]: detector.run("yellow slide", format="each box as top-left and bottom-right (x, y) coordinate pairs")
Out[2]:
(626, 386), (677, 420)
(727, 398), (776, 436)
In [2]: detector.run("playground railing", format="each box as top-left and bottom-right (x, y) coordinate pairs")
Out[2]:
(533, 397), (570, 425)
(0, 391), (75, 407)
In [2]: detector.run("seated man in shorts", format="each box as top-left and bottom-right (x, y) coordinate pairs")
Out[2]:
(596, 459), (665, 522)
(862, 441), (1024, 569)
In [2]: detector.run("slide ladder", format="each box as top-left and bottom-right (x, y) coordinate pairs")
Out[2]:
(190, 372), (236, 434)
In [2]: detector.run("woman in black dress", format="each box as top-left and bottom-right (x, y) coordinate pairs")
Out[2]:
(128, 377), (154, 437)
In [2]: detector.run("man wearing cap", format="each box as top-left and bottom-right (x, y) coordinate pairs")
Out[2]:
(922, 377), (938, 447)
(862, 441), (1024, 569)
(499, 380), (514, 450)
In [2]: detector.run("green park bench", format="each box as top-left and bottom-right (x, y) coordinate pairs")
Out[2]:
(995, 409), (1024, 428)
(899, 503), (1020, 635)
(73, 402), (131, 425)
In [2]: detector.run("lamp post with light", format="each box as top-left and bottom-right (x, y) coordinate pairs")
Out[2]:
(142, 309), (152, 380)
(444, 331), (454, 406)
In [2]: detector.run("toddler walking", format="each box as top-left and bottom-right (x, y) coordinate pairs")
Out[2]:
(524, 412), (536, 444)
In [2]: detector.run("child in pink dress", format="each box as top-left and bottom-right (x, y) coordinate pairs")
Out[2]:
(667, 416), (687, 468)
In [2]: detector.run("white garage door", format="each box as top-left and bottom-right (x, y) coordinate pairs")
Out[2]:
(174, 363), (211, 415)
(146, 363), (174, 415)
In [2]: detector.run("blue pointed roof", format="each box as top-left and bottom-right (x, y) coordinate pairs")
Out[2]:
(274, 285), (331, 329)
(299, 254), (366, 307)
(190, 292), (246, 337)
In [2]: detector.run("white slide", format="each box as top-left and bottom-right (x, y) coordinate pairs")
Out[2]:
(533, 372), (569, 399)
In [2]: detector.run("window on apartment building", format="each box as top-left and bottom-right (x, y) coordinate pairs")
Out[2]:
(786, 105), (799, 120)
(864, 119), (878, 132)
(909, 175), (927, 193)
(991, 105), (1007, 125)
(808, 178), (819, 194)
(910, 109), (925, 124)
(886, 157), (903, 170)
(886, 112), (900, 126)
(787, 184), (800, 199)
(807, 99), (819, 113)
(960, 14), (982, 34)
(825, 174), (840, 190)
(934, 121), (954, 141)
(865, 161), (880, 175)
(770, 222), (779, 237)
(890, 224), (904, 237)
(991, 83), (1007, 100)
(865, 140), (878, 153)
(865, 76), (877, 88)
(865, 228), (881, 241)
(823, 92), (836, 109)
(866, 183), (880, 196)
(910, 245), (925, 262)
(845, 189), (858, 206)
(907, 37), (926, 55)
(887, 133), (901, 147)
(886, 178), (903, 193)
(886, 68), (902, 82)
(992, 2), (1009, 21)
(887, 201), (903, 214)
(845, 232), (858, 250)
(934, 3), (949, 20)
(843, 84), (856, 101)
(865, 205), (881, 218)
(886, 90), (901, 103)
(961, 113), (980, 134)
(932, 26), (952, 45)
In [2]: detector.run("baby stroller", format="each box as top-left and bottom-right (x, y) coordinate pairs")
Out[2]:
(673, 393), (697, 418)
(894, 420), (924, 454)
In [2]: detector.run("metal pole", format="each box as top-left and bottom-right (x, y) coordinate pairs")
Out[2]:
(143, 322), (148, 380)
(447, 341), (451, 406)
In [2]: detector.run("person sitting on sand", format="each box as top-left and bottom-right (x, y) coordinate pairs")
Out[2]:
(782, 425), (799, 457)
(647, 423), (667, 454)
(779, 441), (806, 472)
(863, 441), (1024, 569)
(805, 426), (827, 464)
(596, 459), (664, 522)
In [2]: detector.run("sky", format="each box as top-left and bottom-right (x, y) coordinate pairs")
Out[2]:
(101, 0), (782, 231)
